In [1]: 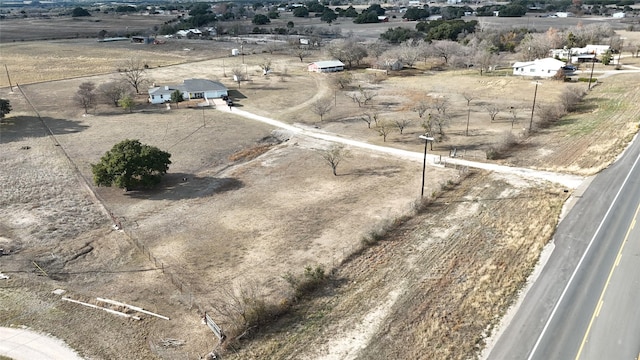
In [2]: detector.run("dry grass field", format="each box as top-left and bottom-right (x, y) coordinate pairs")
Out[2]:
(1, 21), (640, 359)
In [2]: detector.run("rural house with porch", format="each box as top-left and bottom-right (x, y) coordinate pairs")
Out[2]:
(148, 79), (228, 105)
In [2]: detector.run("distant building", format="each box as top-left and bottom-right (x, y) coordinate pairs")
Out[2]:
(308, 60), (345, 73)
(512, 58), (566, 78)
(612, 12), (625, 18)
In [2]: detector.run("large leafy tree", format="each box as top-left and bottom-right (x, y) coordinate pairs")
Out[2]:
(92, 139), (171, 190)
(71, 7), (91, 17)
(0, 99), (11, 119)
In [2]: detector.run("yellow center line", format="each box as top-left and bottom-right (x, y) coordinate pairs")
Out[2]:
(575, 202), (640, 360)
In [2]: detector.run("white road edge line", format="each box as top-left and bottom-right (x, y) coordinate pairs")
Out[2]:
(526, 152), (640, 360)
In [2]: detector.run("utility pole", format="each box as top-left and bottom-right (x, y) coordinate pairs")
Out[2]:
(588, 58), (596, 90)
(530, 81), (540, 134)
(419, 134), (434, 198)
(4, 64), (13, 92)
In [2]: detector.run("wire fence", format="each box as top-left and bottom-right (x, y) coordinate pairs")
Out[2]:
(12, 84), (214, 330)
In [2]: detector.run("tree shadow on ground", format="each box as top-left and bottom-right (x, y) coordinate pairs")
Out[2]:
(0, 116), (89, 144)
(124, 173), (243, 200)
(341, 167), (402, 178)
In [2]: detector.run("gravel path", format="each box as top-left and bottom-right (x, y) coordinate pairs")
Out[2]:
(0, 327), (83, 360)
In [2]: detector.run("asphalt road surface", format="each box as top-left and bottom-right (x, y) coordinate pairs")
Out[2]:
(487, 134), (640, 360)
(0, 327), (83, 360)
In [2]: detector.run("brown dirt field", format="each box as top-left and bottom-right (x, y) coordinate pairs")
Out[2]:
(1, 33), (639, 360)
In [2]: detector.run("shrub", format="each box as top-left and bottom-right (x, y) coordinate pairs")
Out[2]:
(283, 265), (327, 300)
(486, 131), (519, 159)
(538, 104), (566, 127)
(561, 85), (586, 112)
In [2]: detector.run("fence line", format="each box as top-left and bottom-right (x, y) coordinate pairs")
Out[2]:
(13, 84), (216, 336)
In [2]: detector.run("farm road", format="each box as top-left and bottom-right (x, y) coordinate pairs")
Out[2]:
(215, 101), (585, 189)
(0, 327), (84, 360)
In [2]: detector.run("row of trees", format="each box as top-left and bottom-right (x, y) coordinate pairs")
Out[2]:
(74, 58), (151, 114)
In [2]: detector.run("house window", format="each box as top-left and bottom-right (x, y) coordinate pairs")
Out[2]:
(160, 95), (163, 99)
(192, 92), (204, 99)
(530, 69), (535, 72)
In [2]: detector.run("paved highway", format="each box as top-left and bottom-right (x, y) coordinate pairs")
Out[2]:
(487, 134), (640, 360)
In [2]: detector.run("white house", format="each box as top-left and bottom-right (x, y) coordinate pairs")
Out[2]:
(308, 60), (345, 73)
(175, 29), (202, 38)
(148, 79), (228, 104)
(612, 12), (625, 18)
(512, 58), (566, 78)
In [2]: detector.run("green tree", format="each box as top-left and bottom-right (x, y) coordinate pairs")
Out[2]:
(118, 95), (135, 113)
(403, 7), (429, 21)
(293, 7), (309, 17)
(92, 139), (171, 190)
(320, 9), (338, 23)
(170, 90), (184, 107)
(71, 7), (91, 17)
(0, 99), (11, 119)
(252, 14), (270, 25)
(353, 11), (379, 24)
(602, 50), (613, 65)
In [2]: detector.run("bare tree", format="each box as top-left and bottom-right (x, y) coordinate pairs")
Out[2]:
(74, 81), (96, 114)
(393, 118), (411, 134)
(290, 47), (311, 62)
(120, 58), (149, 94)
(485, 105), (500, 122)
(429, 40), (463, 65)
(412, 100), (430, 119)
(231, 67), (244, 88)
(361, 89), (377, 105)
(332, 73), (353, 89)
(421, 114), (434, 150)
(374, 120), (393, 142)
(98, 80), (129, 107)
(518, 33), (552, 61)
(432, 96), (449, 116)
(360, 110), (379, 128)
(327, 39), (368, 68)
(321, 144), (350, 176)
(432, 113), (450, 138)
(258, 57), (272, 75)
(346, 92), (364, 107)
(368, 40), (388, 61)
(264, 42), (282, 54)
(473, 48), (496, 76)
(311, 98), (333, 121)
(397, 39), (422, 68)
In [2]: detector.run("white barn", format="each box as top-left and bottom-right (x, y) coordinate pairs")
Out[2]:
(148, 79), (228, 104)
(512, 58), (566, 78)
(308, 60), (345, 73)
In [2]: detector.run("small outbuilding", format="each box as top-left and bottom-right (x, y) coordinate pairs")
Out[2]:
(308, 60), (345, 73)
(148, 79), (228, 104)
